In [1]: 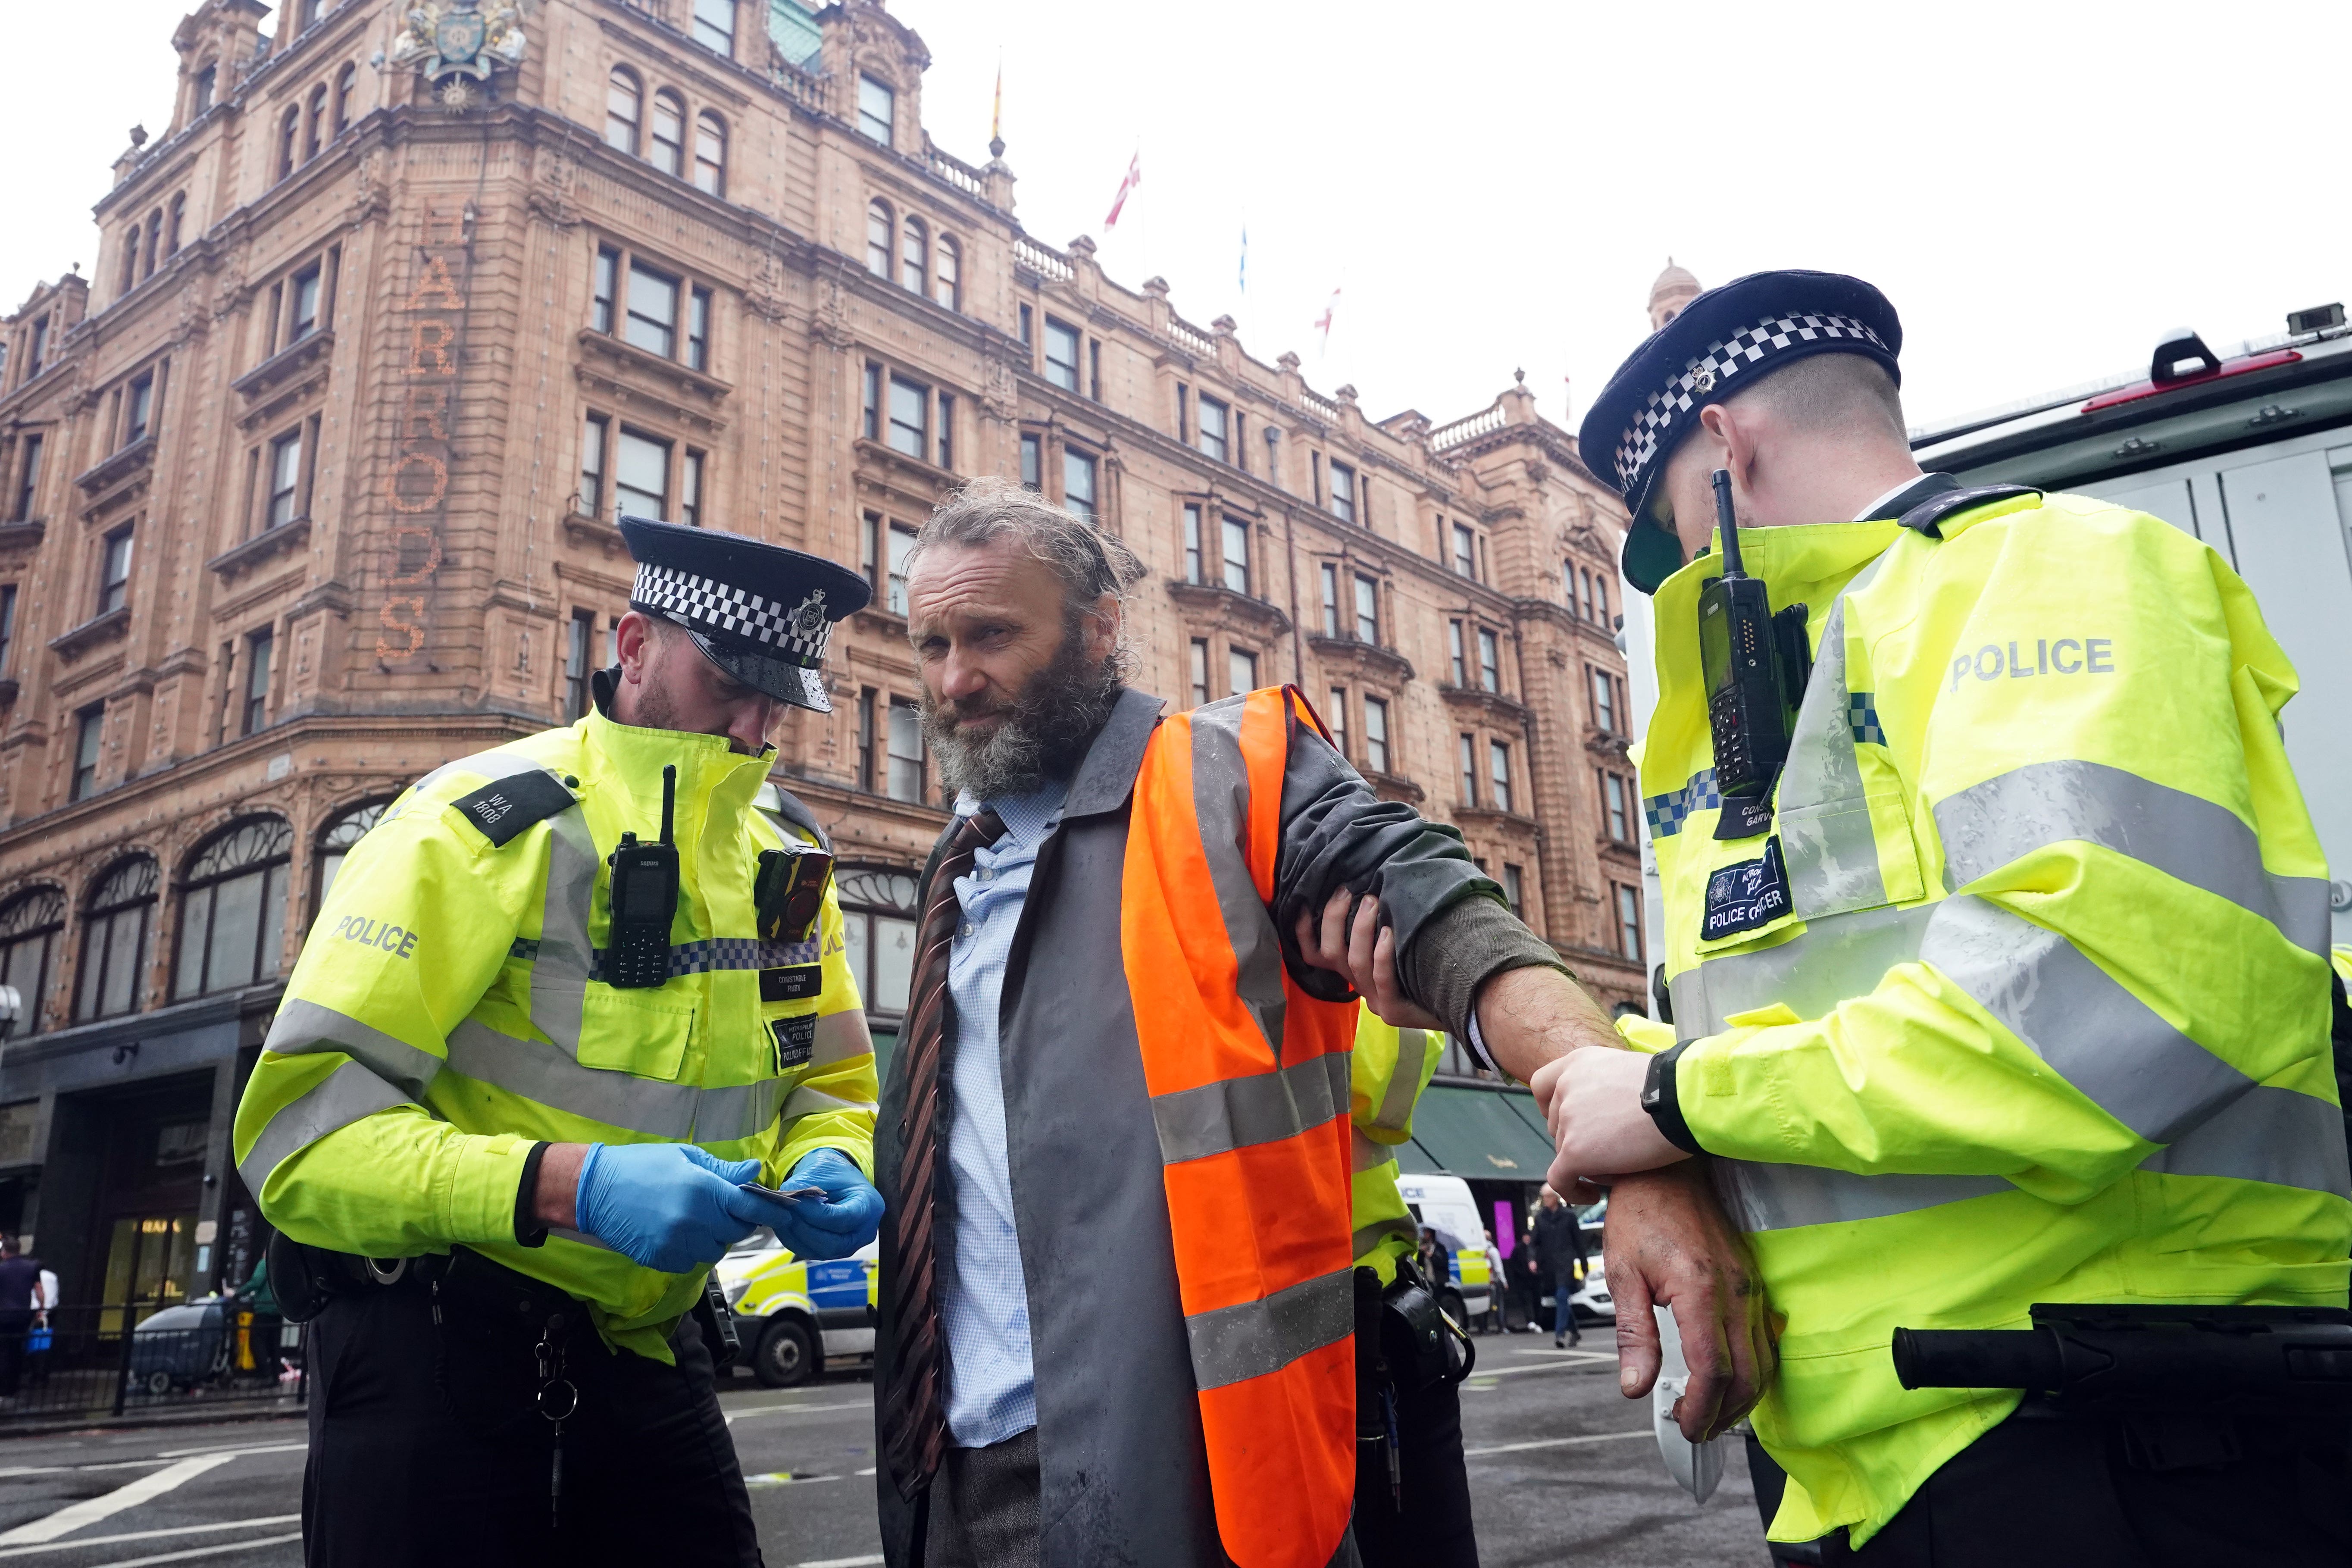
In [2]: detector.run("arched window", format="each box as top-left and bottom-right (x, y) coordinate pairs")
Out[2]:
(933, 237), (960, 312)
(864, 200), (892, 279)
(315, 799), (389, 910)
(119, 225), (141, 293)
(899, 216), (927, 294)
(335, 63), (357, 135)
(649, 88), (685, 177)
(143, 211), (163, 282)
(166, 193), (186, 257)
(604, 67), (642, 156)
(0, 888), (65, 1038)
(172, 818), (292, 1001)
(276, 105), (300, 182)
(75, 856), (156, 1022)
(692, 111), (726, 197)
(834, 867), (919, 1027)
(305, 85), (328, 162)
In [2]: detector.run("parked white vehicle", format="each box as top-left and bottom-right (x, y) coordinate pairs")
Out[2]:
(1395, 1173), (1492, 1322)
(712, 1232), (878, 1387)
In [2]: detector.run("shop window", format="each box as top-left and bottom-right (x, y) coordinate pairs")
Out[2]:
(173, 818), (293, 1000)
(0, 888), (64, 1038)
(836, 867), (918, 1026)
(76, 856), (156, 1022)
(316, 799), (390, 922)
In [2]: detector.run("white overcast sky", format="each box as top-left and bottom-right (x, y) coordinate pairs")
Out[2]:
(6, 0), (2345, 437)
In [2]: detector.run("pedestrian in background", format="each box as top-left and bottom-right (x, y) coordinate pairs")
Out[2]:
(1531, 1187), (1585, 1348)
(1481, 1232), (1505, 1333)
(0, 1237), (39, 1402)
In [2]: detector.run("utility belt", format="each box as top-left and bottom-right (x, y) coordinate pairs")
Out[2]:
(1895, 1302), (2352, 1472)
(267, 1233), (741, 1527)
(1354, 1256), (1474, 1511)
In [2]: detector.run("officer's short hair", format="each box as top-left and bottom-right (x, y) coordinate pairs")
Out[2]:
(908, 479), (1146, 669)
(1738, 353), (1907, 443)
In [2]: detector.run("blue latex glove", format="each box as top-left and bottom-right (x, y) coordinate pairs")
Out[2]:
(573, 1142), (765, 1273)
(729, 1148), (885, 1261)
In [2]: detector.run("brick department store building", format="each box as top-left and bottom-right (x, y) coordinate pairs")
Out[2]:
(0, 0), (1647, 1312)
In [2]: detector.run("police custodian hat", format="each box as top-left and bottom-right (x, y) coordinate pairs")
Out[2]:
(1578, 269), (1903, 594)
(619, 515), (872, 714)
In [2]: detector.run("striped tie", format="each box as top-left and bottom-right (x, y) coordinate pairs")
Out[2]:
(880, 807), (1004, 1502)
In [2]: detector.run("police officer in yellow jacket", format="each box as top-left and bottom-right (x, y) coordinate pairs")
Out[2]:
(1541, 272), (2351, 1564)
(234, 520), (886, 1566)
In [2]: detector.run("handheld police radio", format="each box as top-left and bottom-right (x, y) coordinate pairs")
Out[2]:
(605, 764), (679, 989)
(1697, 470), (1812, 798)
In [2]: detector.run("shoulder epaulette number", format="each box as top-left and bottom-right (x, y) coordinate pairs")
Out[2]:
(447, 769), (577, 847)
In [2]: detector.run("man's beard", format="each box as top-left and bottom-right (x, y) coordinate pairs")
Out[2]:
(922, 622), (1122, 803)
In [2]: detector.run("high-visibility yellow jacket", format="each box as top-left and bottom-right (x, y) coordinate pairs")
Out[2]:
(1349, 1008), (1442, 1283)
(1641, 491), (2349, 1545)
(231, 705), (875, 1361)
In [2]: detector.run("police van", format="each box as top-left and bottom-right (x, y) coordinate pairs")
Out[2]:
(1395, 1172), (1492, 1324)
(713, 1232), (878, 1387)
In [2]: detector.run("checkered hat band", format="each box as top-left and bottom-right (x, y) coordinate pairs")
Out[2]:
(632, 563), (829, 668)
(1614, 313), (1890, 492)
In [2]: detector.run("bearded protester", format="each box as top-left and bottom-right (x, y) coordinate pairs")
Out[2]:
(869, 481), (1748, 1568)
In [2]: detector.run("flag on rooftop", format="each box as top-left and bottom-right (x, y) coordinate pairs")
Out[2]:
(1104, 150), (1141, 232)
(1314, 288), (1341, 354)
(1238, 226), (1249, 295)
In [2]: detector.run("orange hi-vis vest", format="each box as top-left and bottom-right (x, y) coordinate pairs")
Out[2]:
(1124, 687), (1360, 1568)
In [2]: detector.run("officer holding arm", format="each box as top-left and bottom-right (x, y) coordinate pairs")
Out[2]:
(234, 520), (886, 1566)
(1542, 271), (2349, 1564)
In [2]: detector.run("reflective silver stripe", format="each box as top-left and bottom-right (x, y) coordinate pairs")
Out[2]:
(780, 1085), (879, 1123)
(1713, 1158), (2010, 1233)
(1189, 700), (1288, 1063)
(413, 745), (553, 795)
(1352, 1217), (1416, 1258)
(1366, 1030), (1425, 1136)
(1669, 902), (1935, 1041)
(237, 1060), (414, 1194)
(446, 1018), (790, 1143)
(2139, 1084), (2352, 1201)
(1152, 1052), (1350, 1165)
(1184, 1266), (1355, 1391)
(1351, 1128), (1398, 1173)
(812, 1010), (873, 1068)
(2274, 877), (2333, 958)
(530, 806), (597, 1055)
(696, 1079), (790, 1143)
(263, 998), (444, 1102)
(1936, 761), (2327, 955)
(1778, 562), (1889, 919)
(1920, 895), (2255, 1145)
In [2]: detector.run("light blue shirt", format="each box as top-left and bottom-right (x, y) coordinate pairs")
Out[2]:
(940, 778), (1069, 1447)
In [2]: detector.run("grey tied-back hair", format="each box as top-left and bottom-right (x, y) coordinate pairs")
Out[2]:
(905, 478), (1148, 678)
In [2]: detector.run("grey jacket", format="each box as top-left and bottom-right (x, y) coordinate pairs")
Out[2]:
(873, 689), (1558, 1567)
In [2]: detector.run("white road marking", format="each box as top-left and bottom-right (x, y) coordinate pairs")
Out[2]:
(153, 1442), (307, 1461)
(724, 1400), (871, 1425)
(1464, 1429), (1651, 1458)
(852, 1467), (876, 1477)
(743, 1472), (842, 1488)
(100, 1530), (303, 1567)
(792, 1557), (885, 1568)
(0, 1461), (173, 1480)
(0, 1515), (299, 1558)
(0, 1455), (238, 1545)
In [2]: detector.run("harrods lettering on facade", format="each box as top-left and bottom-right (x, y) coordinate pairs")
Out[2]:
(0, 0), (1643, 1311)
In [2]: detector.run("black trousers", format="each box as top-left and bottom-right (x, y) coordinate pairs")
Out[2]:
(302, 1260), (760, 1568)
(1781, 1407), (2352, 1568)
(1354, 1371), (1479, 1568)
(0, 1311), (28, 1398)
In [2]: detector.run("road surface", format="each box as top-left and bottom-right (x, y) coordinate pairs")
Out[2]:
(0, 1332), (1768, 1565)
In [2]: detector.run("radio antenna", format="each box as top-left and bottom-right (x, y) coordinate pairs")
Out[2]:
(1711, 469), (1747, 579)
(659, 765), (676, 844)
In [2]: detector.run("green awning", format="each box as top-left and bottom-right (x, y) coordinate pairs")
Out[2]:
(1404, 1085), (1555, 1180)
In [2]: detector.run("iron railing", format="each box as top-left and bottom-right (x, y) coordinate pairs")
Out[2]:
(0, 1303), (307, 1424)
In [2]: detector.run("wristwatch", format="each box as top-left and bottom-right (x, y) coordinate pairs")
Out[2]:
(1639, 1043), (1705, 1155)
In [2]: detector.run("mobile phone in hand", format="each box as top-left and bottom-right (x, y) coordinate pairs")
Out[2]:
(739, 1182), (827, 1205)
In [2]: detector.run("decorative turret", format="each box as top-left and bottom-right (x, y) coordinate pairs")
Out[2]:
(1648, 259), (1700, 332)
